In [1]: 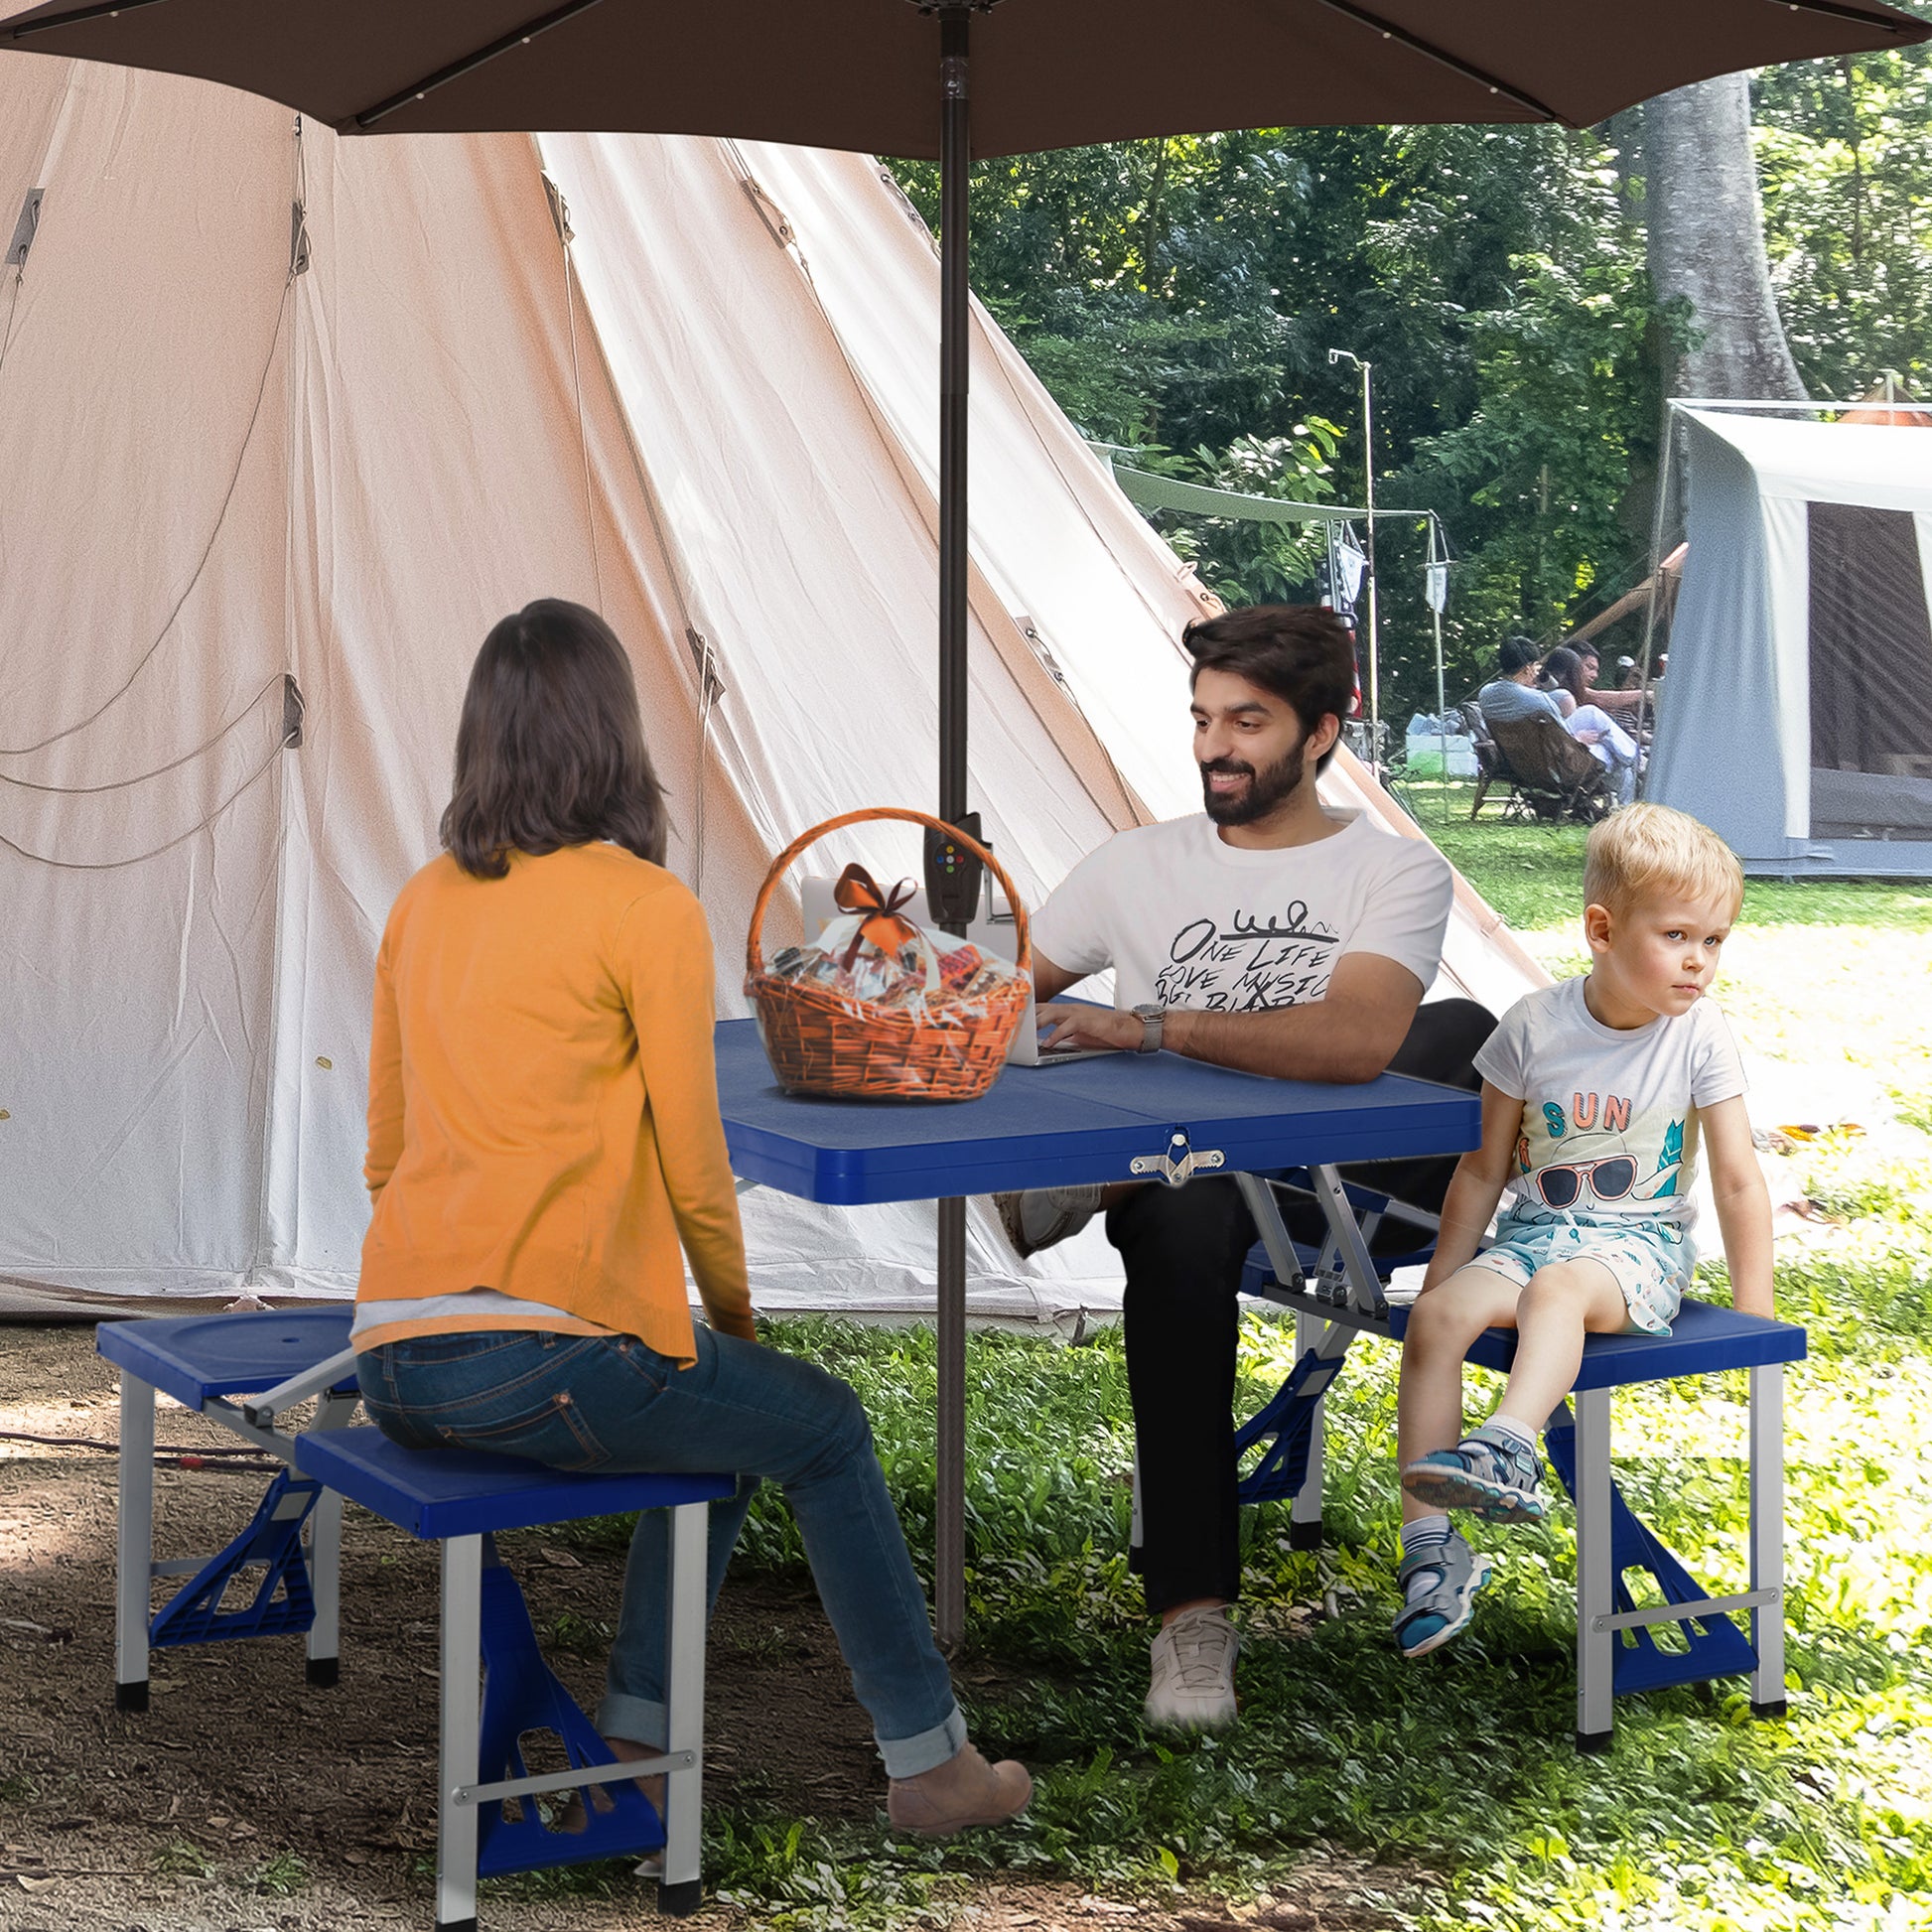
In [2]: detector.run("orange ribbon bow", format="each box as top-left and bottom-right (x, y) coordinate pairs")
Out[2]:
(831, 864), (921, 970)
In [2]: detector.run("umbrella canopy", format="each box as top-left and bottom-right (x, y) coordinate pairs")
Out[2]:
(3, 0), (1927, 148)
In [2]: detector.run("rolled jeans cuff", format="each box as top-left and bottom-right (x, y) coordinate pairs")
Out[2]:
(596, 1695), (966, 1783)
(876, 1701), (968, 1781)
(595, 1692), (668, 1752)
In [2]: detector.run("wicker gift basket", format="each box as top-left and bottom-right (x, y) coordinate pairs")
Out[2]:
(745, 807), (1032, 1101)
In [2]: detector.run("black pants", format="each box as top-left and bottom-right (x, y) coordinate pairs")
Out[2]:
(1108, 998), (1497, 1614)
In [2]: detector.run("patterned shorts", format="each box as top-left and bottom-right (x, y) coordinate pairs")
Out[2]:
(1464, 1207), (1691, 1335)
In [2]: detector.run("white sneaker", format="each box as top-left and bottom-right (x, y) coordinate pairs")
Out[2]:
(1144, 1605), (1240, 1730)
(995, 1184), (1103, 1260)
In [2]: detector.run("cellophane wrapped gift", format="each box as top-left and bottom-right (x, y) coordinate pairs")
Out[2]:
(748, 862), (1031, 1099)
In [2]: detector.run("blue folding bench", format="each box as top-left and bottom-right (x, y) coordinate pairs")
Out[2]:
(1228, 1171), (1806, 1749)
(96, 1311), (362, 1711)
(293, 1427), (733, 1932)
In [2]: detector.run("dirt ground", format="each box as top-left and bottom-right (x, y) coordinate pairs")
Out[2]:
(0, 1325), (1407, 1932)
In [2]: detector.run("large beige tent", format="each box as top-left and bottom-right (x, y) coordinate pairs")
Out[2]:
(0, 56), (1544, 1319)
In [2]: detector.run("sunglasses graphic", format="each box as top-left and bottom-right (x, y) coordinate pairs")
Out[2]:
(1533, 1156), (1638, 1210)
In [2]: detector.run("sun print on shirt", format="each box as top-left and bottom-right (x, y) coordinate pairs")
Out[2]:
(1515, 1091), (1691, 1212)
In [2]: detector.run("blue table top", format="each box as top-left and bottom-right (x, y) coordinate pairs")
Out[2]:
(97, 1310), (356, 1410)
(717, 1018), (1481, 1205)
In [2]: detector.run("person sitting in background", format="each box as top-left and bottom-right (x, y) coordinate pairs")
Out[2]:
(1572, 641), (1646, 723)
(1477, 636), (1567, 727)
(1543, 646), (1640, 806)
(1616, 655), (1643, 692)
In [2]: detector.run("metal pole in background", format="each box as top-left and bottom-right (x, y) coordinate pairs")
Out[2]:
(1633, 399), (1677, 794)
(933, 1), (972, 1650)
(1329, 347), (1379, 775)
(1360, 357), (1380, 771)
(1430, 517), (1449, 826)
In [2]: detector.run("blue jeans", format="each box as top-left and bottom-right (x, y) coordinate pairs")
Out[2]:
(354, 1325), (965, 1778)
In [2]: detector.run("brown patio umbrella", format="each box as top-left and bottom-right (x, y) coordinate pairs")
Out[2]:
(7, 0), (1923, 1644)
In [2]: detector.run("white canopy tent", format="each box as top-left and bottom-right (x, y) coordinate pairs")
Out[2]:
(1646, 407), (1932, 878)
(0, 56), (1545, 1317)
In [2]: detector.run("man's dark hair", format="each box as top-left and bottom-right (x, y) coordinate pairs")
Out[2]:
(1498, 635), (1542, 676)
(1181, 604), (1355, 773)
(442, 599), (669, 880)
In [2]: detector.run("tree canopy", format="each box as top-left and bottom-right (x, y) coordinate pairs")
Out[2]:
(889, 18), (1931, 726)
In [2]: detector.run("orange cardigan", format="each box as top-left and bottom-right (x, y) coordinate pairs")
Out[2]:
(355, 845), (755, 1364)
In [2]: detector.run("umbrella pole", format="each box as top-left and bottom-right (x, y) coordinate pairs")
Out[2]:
(935, 1), (972, 1650)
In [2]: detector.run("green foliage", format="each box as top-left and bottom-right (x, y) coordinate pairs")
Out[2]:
(891, 47), (1932, 723)
(890, 124), (1673, 727)
(1132, 422), (1345, 607)
(250, 1851), (311, 1896)
(153, 1838), (217, 1878)
(1755, 16), (1932, 397)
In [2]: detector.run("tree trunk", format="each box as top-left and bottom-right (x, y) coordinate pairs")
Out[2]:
(1645, 71), (1807, 401)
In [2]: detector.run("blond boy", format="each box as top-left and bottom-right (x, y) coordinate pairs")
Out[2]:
(1390, 804), (1773, 1658)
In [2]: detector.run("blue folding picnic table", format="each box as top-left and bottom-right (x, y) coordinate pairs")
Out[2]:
(714, 1017), (1483, 1641)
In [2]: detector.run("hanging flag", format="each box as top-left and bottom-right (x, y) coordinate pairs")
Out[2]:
(1335, 531), (1367, 604)
(1425, 561), (1449, 614)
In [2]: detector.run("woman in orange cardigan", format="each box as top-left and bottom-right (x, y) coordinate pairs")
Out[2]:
(351, 600), (1030, 1838)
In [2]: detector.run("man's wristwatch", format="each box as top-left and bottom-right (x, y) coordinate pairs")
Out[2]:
(1132, 1002), (1166, 1054)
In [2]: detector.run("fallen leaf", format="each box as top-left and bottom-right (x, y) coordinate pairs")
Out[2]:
(539, 1547), (583, 1569)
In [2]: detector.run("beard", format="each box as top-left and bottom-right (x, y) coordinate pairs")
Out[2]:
(1200, 734), (1311, 825)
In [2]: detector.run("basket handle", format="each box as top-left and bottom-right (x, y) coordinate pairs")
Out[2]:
(746, 807), (1032, 982)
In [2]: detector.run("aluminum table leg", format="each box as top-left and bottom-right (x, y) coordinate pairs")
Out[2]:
(115, 1369), (155, 1714)
(1289, 1307), (1327, 1548)
(304, 1389), (357, 1689)
(1748, 1362), (1788, 1719)
(1572, 1389), (1615, 1751)
(436, 1534), (483, 1932)
(658, 1500), (709, 1915)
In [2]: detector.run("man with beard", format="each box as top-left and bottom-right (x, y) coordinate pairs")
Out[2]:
(996, 605), (1494, 1730)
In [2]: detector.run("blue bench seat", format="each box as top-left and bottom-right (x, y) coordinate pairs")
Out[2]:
(98, 1311), (361, 1707)
(291, 1428), (732, 1932)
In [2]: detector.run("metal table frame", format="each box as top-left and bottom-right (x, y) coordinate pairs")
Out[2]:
(715, 1019), (1482, 1643)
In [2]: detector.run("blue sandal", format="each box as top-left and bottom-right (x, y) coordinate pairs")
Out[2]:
(1393, 1534), (1494, 1659)
(1401, 1431), (1548, 1523)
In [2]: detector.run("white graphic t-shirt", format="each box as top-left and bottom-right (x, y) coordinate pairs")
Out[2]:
(1031, 810), (1453, 1014)
(1475, 976), (1748, 1230)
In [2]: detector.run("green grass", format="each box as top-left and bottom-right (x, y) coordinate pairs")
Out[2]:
(1402, 781), (1932, 937)
(519, 819), (1932, 1931)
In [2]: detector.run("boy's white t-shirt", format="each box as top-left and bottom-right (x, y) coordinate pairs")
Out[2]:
(1031, 809), (1453, 1014)
(1474, 976), (1748, 1229)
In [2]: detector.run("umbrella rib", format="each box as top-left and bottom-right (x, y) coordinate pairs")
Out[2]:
(345, 0), (612, 132)
(1770, 0), (1921, 31)
(4, 0), (174, 41)
(1308, 0), (1568, 122)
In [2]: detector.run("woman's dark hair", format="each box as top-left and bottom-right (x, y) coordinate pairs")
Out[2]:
(441, 599), (669, 880)
(1181, 604), (1355, 772)
(1498, 635), (1542, 677)
(1542, 645), (1587, 704)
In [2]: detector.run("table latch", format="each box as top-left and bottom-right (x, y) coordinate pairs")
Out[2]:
(1130, 1130), (1226, 1187)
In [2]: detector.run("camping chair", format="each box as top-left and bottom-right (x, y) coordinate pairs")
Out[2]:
(1462, 703), (1511, 820)
(1484, 714), (1615, 824)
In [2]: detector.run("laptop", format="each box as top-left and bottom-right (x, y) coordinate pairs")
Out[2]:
(1008, 1000), (1122, 1067)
